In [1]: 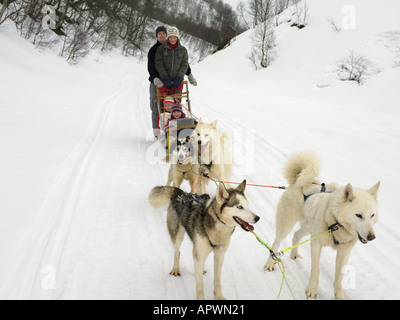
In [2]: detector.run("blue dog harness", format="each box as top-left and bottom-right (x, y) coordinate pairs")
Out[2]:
(303, 183), (326, 202)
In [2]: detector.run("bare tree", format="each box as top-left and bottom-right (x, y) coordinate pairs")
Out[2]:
(274, 0), (287, 26)
(0, 0), (9, 23)
(237, 1), (251, 30)
(66, 25), (90, 62)
(248, 0), (276, 69)
(248, 0), (274, 28)
(291, 0), (309, 29)
(250, 18), (276, 69)
(0, 0), (18, 25)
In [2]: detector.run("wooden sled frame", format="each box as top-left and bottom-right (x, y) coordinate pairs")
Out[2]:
(156, 81), (192, 119)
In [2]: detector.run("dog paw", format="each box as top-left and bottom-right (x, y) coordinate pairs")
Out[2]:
(169, 268), (181, 277)
(334, 283), (345, 300)
(264, 259), (276, 272)
(214, 295), (226, 300)
(290, 251), (302, 260)
(334, 291), (345, 300)
(305, 284), (319, 299)
(196, 293), (205, 300)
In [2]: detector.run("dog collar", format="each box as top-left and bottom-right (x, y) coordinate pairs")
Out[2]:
(328, 222), (343, 245)
(208, 237), (217, 248)
(204, 230), (218, 248)
(214, 208), (226, 226)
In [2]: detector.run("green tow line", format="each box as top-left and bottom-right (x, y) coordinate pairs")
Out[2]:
(250, 230), (296, 300)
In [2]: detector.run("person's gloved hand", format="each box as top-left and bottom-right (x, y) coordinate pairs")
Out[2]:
(188, 74), (197, 86)
(163, 77), (172, 87)
(154, 77), (164, 88)
(172, 77), (183, 87)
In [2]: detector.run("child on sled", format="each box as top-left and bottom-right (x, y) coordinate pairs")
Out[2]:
(159, 96), (174, 130)
(166, 103), (186, 128)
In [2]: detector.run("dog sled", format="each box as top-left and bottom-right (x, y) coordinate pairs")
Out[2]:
(156, 81), (198, 153)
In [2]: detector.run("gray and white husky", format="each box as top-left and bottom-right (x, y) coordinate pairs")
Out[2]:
(149, 181), (260, 300)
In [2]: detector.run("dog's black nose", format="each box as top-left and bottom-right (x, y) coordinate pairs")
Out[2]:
(367, 232), (376, 241)
(255, 216), (260, 223)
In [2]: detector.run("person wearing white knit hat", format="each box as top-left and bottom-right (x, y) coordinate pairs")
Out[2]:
(155, 25), (193, 92)
(167, 25), (180, 40)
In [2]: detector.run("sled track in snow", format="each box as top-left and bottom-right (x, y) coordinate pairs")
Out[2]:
(26, 81), (130, 298)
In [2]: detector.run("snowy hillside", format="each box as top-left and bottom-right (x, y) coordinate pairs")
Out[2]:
(1, 0), (400, 300)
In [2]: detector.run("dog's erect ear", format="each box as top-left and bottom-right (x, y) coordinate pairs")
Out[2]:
(217, 182), (230, 204)
(211, 120), (218, 129)
(236, 180), (247, 193)
(343, 184), (353, 202)
(369, 181), (380, 200)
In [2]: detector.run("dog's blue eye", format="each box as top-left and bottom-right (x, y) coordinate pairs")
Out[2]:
(237, 206), (244, 210)
(355, 213), (363, 219)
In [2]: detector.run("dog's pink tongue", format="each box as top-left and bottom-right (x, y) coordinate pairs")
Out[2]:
(246, 224), (254, 232)
(200, 142), (208, 155)
(236, 217), (254, 232)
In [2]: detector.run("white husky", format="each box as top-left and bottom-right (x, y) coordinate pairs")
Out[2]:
(265, 152), (380, 300)
(191, 119), (232, 193)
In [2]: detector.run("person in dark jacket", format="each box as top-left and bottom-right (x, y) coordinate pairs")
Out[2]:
(148, 26), (197, 138)
(148, 26), (167, 138)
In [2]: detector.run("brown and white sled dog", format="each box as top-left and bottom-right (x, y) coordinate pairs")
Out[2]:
(192, 119), (233, 193)
(264, 152), (380, 300)
(149, 181), (260, 300)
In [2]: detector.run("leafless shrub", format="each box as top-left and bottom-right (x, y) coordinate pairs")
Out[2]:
(337, 51), (371, 85)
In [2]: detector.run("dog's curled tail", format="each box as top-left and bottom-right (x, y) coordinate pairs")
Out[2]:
(149, 186), (179, 209)
(284, 151), (321, 186)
